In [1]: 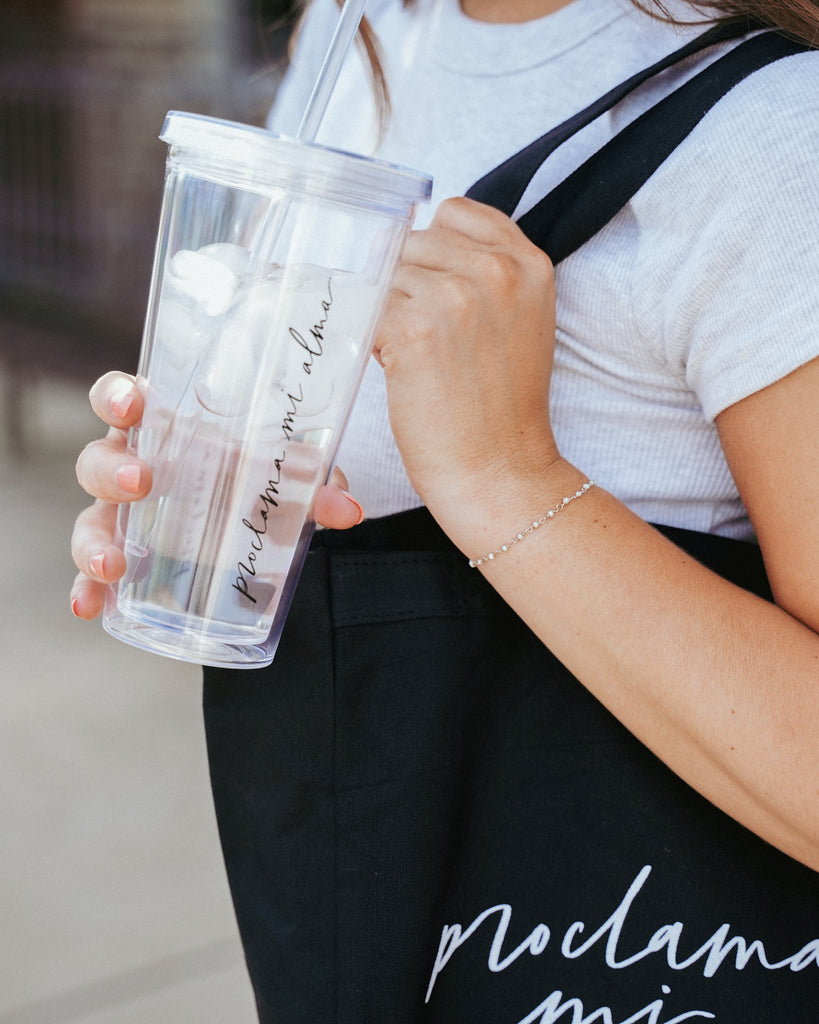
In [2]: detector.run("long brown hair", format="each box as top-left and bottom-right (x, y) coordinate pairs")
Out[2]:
(631, 1), (819, 44)
(331, 0), (819, 134)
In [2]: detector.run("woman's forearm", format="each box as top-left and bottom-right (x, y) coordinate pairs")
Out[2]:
(463, 460), (819, 871)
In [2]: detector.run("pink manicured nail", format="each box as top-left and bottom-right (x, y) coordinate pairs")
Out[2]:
(116, 464), (142, 494)
(71, 596), (81, 618)
(110, 391), (134, 419)
(342, 491), (365, 526)
(89, 552), (106, 580)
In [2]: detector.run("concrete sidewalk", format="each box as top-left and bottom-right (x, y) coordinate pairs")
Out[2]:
(0, 378), (257, 1022)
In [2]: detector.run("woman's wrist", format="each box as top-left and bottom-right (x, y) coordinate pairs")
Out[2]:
(467, 479), (597, 568)
(431, 455), (591, 566)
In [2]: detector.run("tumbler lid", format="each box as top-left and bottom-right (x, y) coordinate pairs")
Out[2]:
(160, 111), (432, 214)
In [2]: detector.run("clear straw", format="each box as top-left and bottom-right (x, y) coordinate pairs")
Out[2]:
(296, 0), (369, 142)
(246, 0), (368, 269)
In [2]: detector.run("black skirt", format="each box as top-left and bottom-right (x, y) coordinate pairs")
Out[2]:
(203, 508), (819, 1023)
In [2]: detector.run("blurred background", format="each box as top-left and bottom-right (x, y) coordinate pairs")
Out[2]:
(0, 1), (298, 1020)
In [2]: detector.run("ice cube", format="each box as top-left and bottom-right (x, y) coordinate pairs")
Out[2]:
(154, 292), (209, 372)
(193, 269), (339, 421)
(167, 248), (239, 317)
(194, 279), (282, 417)
(199, 243), (252, 278)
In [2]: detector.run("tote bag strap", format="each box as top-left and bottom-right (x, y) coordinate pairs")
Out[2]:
(466, 27), (811, 264)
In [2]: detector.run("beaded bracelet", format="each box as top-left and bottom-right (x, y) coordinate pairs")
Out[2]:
(467, 480), (597, 569)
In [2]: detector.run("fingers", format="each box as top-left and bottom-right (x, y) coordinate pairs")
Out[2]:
(89, 371), (145, 430)
(385, 197), (553, 330)
(78, 371), (152, 503)
(70, 500), (128, 620)
(426, 195), (523, 247)
(374, 197), (553, 370)
(71, 371), (145, 620)
(313, 486), (364, 530)
(328, 466), (350, 492)
(313, 467), (365, 530)
(70, 573), (108, 621)
(71, 501), (126, 580)
(399, 197), (545, 273)
(75, 427), (152, 503)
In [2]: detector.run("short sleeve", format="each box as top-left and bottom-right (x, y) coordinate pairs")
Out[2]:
(647, 51), (819, 421)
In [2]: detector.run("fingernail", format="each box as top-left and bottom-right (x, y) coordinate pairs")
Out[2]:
(342, 491), (365, 526)
(110, 391), (134, 419)
(70, 595), (81, 618)
(89, 552), (106, 580)
(116, 464), (142, 494)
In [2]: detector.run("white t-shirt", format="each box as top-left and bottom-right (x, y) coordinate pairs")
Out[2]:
(269, 0), (819, 538)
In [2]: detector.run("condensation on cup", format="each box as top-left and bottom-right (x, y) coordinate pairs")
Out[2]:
(103, 112), (432, 668)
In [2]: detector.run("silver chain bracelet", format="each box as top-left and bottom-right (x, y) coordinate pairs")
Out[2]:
(468, 480), (597, 569)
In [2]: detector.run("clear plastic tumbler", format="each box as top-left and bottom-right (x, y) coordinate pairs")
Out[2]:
(103, 112), (432, 668)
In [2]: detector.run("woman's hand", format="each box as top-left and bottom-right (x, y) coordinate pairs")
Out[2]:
(375, 197), (564, 551)
(70, 371), (364, 620)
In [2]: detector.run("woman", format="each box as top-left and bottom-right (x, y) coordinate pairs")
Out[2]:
(72, 0), (819, 1020)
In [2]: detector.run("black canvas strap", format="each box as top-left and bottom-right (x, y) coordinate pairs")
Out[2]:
(465, 19), (757, 215)
(466, 27), (810, 264)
